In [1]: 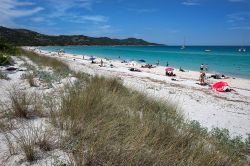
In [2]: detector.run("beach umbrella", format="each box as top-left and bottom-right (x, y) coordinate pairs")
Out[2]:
(211, 81), (230, 92)
(165, 67), (174, 72)
(138, 59), (146, 63)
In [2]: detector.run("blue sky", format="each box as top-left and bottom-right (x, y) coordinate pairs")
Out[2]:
(0, 0), (250, 45)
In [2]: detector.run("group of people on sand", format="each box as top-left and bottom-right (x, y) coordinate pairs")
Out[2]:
(200, 64), (209, 85)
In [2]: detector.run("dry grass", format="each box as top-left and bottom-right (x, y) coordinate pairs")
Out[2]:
(0, 70), (9, 80)
(19, 49), (70, 78)
(23, 72), (36, 87)
(1, 122), (58, 162)
(5, 87), (44, 119)
(48, 76), (249, 166)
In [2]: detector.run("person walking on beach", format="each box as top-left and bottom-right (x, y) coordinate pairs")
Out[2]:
(100, 59), (104, 67)
(200, 64), (204, 71)
(200, 71), (205, 85)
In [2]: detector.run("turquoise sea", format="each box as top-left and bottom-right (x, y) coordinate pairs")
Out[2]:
(40, 46), (250, 78)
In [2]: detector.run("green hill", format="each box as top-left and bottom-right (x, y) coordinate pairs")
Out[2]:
(0, 26), (161, 46)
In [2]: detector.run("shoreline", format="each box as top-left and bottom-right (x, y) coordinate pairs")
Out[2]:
(37, 46), (250, 91)
(39, 45), (250, 80)
(24, 46), (250, 138)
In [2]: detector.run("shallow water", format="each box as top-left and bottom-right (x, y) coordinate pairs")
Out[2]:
(40, 46), (250, 78)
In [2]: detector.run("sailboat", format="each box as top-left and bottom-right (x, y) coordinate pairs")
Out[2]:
(238, 40), (247, 52)
(180, 37), (186, 50)
(238, 48), (246, 52)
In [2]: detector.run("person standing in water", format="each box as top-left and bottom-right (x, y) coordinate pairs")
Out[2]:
(205, 64), (208, 72)
(166, 62), (169, 67)
(200, 64), (204, 71)
(156, 60), (160, 66)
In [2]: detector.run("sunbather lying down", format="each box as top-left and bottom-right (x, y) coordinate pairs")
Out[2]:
(121, 60), (128, 63)
(166, 71), (176, 76)
(210, 74), (229, 79)
(129, 68), (141, 72)
(141, 64), (156, 69)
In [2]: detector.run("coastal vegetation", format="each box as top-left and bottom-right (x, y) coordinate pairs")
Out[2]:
(0, 41), (19, 66)
(0, 26), (160, 46)
(0, 47), (249, 165)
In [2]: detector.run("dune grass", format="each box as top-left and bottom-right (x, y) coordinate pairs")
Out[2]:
(5, 87), (44, 119)
(49, 76), (249, 165)
(2, 124), (58, 162)
(0, 70), (9, 80)
(19, 49), (70, 78)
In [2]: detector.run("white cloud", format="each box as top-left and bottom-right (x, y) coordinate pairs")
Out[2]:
(30, 17), (45, 23)
(80, 15), (108, 23)
(181, 0), (200, 6)
(227, 12), (250, 30)
(64, 15), (108, 24)
(70, 24), (120, 37)
(227, 12), (250, 22)
(47, 0), (100, 17)
(229, 26), (250, 30)
(0, 0), (43, 26)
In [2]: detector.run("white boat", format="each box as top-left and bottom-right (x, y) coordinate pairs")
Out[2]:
(238, 48), (247, 52)
(204, 49), (211, 52)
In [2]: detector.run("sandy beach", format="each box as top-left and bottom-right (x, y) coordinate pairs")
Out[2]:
(23, 47), (250, 138)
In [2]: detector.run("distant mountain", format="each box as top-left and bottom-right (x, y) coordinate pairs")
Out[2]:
(0, 26), (161, 46)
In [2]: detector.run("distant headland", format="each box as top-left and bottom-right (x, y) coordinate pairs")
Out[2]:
(0, 26), (162, 46)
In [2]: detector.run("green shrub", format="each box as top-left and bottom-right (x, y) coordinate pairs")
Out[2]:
(0, 53), (13, 66)
(0, 42), (18, 55)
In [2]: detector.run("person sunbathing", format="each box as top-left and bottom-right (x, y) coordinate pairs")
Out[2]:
(166, 71), (176, 76)
(129, 68), (141, 72)
(141, 64), (155, 69)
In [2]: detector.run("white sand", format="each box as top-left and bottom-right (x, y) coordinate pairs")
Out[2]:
(16, 47), (250, 138)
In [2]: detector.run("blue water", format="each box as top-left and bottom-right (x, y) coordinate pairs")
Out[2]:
(40, 46), (250, 78)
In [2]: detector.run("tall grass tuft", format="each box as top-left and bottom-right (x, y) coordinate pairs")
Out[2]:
(0, 70), (10, 80)
(7, 87), (44, 119)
